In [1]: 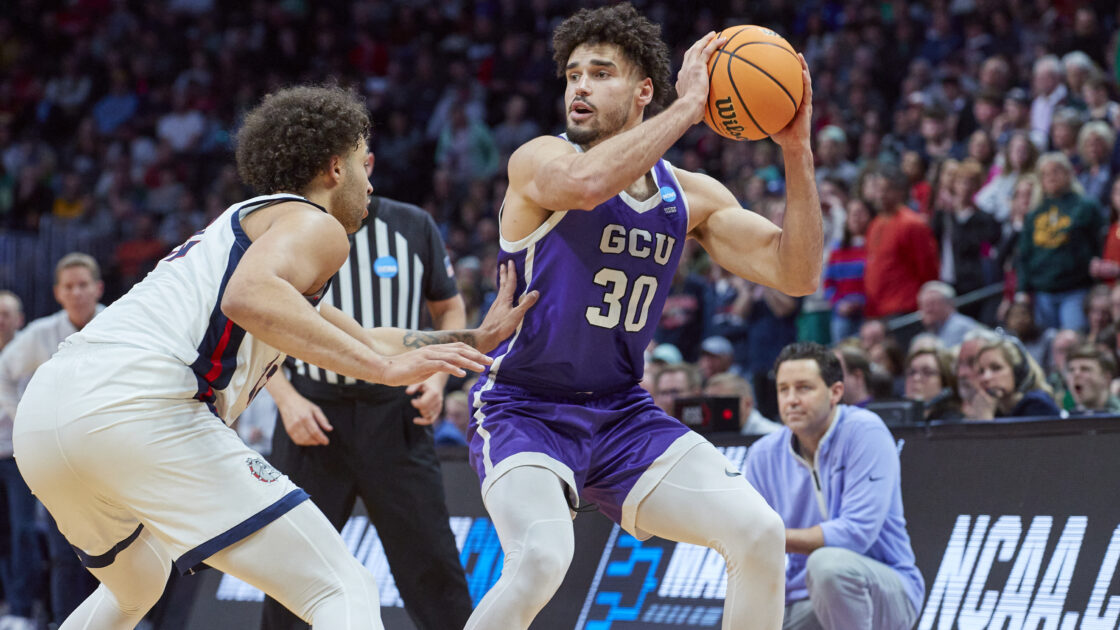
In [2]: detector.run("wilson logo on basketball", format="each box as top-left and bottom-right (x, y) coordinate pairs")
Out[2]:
(714, 97), (746, 139)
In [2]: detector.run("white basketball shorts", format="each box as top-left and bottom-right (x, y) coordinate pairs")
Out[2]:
(12, 341), (306, 574)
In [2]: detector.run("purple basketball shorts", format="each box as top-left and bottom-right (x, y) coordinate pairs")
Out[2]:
(468, 379), (706, 538)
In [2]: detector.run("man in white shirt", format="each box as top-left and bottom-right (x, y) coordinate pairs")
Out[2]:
(1030, 55), (1070, 141)
(0, 254), (104, 629)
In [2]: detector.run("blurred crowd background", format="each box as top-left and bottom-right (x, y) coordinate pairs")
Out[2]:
(3, 0), (1120, 431)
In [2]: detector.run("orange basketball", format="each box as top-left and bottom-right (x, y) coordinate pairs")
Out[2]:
(703, 25), (804, 141)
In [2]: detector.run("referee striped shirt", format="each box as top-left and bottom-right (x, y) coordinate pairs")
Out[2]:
(290, 197), (459, 387)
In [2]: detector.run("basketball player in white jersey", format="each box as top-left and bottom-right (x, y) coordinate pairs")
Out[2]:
(12, 85), (537, 630)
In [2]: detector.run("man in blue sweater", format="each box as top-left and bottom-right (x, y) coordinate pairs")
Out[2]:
(745, 342), (924, 630)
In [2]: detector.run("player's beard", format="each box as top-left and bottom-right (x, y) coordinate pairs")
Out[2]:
(330, 175), (369, 234)
(566, 99), (630, 147)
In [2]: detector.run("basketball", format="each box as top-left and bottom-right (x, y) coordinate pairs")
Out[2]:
(703, 25), (804, 141)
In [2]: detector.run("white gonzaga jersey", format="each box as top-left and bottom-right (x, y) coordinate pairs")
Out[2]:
(74, 194), (330, 422)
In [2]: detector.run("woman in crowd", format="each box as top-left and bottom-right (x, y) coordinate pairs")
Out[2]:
(973, 337), (1061, 418)
(823, 197), (872, 342)
(904, 347), (963, 421)
(1076, 121), (1115, 205)
(976, 131), (1040, 221)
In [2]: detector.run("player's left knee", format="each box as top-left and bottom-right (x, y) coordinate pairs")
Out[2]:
(713, 499), (784, 570)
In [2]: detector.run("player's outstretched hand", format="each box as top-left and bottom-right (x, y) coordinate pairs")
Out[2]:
(477, 261), (540, 353)
(675, 32), (728, 124)
(771, 53), (813, 149)
(379, 343), (493, 386)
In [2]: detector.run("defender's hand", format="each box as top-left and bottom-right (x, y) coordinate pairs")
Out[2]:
(279, 393), (333, 446)
(377, 343), (491, 386)
(478, 261), (540, 353)
(675, 32), (728, 124)
(771, 54), (813, 148)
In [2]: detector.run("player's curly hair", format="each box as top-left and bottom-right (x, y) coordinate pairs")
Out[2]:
(552, 3), (673, 113)
(236, 85), (369, 194)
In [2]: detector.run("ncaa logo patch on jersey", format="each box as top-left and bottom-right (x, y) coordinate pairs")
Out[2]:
(659, 186), (677, 203)
(374, 256), (399, 278)
(246, 457), (281, 483)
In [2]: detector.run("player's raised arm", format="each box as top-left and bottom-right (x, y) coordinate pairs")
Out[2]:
(684, 54), (821, 296)
(222, 205), (492, 386)
(509, 32), (726, 212)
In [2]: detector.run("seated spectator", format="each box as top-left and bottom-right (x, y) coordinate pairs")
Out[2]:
(1047, 329), (1084, 410)
(434, 391), (470, 446)
(904, 348), (963, 421)
(1082, 75), (1120, 128)
(859, 319), (887, 352)
(745, 342), (924, 630)
(834, 346), (875, 407)
(918, 281), (984, 348)
(956, 328), (1002, 420)
(1066, 344), (1120, 414)
(698, 336), (738, 383)
(973, 337), (1061, 418)
(1017, 153), (1103, 331)
(823, 198), (870, 343)
(907, 332), (944, 353)
(703, 372), (781, 436)
(868, 337), (906, 397)
(1085, 283), (1113, 341)
(1003, 301), (1057, 368)
(652, 362), (701, 416)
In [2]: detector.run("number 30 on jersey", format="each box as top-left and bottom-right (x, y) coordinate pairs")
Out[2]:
(585, 268), (658, 332)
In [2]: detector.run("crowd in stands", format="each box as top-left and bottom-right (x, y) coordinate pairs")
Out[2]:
(2, 0), (1120, 440)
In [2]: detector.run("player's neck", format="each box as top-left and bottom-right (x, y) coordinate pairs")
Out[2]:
(300, 188), (333, 212)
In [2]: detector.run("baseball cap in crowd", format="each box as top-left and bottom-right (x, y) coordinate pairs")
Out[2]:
(649, 343), (683, 365)
(700, 336), (734, 358)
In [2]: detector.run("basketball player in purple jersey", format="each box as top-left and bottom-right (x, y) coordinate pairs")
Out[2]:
(465, 5), (820, 629)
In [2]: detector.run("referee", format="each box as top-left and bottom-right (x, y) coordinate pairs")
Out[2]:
(259, 194), (473, 630)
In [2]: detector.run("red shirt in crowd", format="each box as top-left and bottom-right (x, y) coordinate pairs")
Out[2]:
(864, 205), (940, 317)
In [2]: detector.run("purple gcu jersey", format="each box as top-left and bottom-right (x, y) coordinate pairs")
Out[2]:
(469, 149), (709, 538)
(482, 156), (688, 393)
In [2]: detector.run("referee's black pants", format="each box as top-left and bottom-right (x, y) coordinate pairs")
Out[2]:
(259, 378), (473, 630)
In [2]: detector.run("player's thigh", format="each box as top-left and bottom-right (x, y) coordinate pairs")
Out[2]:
(581, 389), (707, 538)
(205, 500), (379, 625)
(632, 441), (780, 547)
(56, 400), (306, 573)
